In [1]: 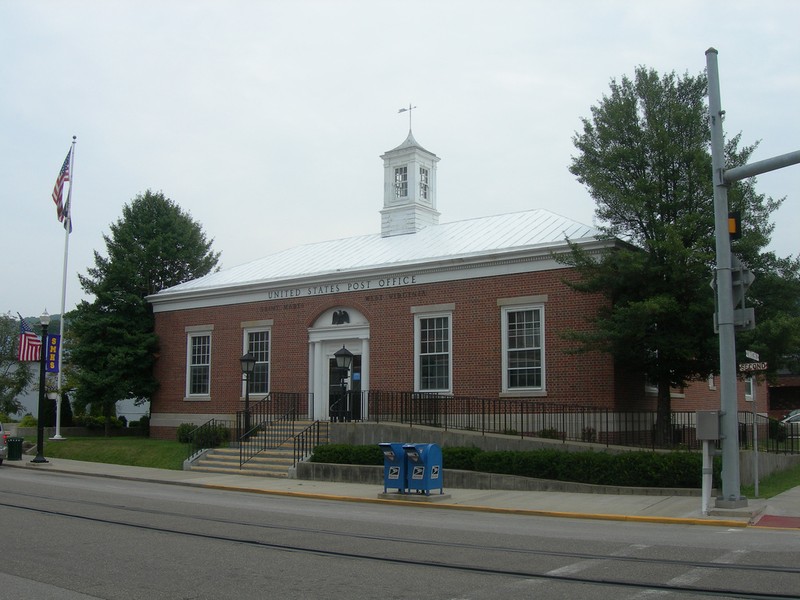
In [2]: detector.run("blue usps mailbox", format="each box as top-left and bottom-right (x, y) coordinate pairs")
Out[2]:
(378, 442), (408, 493)
(402, 443), (444, 495)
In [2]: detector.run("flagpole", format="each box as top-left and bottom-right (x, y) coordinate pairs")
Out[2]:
(52, 135), (76, 441)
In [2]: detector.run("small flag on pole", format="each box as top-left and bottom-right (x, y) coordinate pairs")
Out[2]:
(17, 313), (42, 362)
(52, 148), (72, 228)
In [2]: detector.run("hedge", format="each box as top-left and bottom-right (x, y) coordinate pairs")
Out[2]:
(309, 444), (720, 489)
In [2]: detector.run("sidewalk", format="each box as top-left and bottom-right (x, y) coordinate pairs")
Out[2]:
(5, 458), (799, 529)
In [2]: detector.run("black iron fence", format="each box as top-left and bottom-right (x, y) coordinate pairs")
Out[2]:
(361, 391), (800, 454)
(293, 420), (330, 467)
(185, 391), (799, 462)
(236, 392), (309, 466)
(185, 418), (234, 461)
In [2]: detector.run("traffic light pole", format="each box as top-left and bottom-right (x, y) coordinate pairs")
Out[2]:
(706, 48), (800, 508)
(706, 48), (744, 508)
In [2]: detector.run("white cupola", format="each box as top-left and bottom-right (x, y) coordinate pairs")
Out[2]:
(379, 130), (440, 237)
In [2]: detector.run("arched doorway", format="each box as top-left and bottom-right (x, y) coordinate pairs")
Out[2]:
(307, 307), (370, 421)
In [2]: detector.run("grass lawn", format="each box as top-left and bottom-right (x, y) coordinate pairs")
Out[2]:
(741, 460), (800, 499)
(28, 436), (186, 471)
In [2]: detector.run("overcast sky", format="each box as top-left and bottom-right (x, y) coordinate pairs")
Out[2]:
(2, 0), (798, 318)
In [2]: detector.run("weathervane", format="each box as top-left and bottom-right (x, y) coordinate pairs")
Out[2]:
(398, 103), (417, 130)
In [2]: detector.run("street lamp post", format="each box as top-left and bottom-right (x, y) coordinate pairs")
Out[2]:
(240, 352), (256, 436)
(32, 311), (50, 464)
(334, 345), (354, 422)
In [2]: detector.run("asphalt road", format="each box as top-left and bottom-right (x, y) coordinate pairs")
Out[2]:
(1, 468), (798, 600)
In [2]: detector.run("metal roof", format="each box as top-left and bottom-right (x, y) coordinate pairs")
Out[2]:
(154, 208), (601, 299)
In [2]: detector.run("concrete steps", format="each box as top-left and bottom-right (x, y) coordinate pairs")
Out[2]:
(189, 421), (327, 478)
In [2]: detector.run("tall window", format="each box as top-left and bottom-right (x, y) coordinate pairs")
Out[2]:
(745, 376), (753, 400)
(187, 333), (211, 396)
(502, 306), (544, 391)
(245, 329), (270, 394)
(419, 167), (429, 200)
(416, 314), (451, 392)
(394, 166), (408, 198)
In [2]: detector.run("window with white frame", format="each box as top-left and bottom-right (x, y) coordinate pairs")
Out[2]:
(187, 332), (211, 396)
(245, 329), (270, 394)
(502, 305), (544, 391)
(394, 166), (408, 198)
(415, 312), (452, 392)
(419, 167), (429, 200)
(707, 374), (716, 390)
(745, 376), (754, 400)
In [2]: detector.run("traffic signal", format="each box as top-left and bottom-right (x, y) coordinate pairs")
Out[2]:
(728, 211), (741, 240)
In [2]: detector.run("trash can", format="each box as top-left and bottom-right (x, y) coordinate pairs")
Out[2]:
(402, 443), (444, 496)
(378, 442), (408, 494)
(7, 437), (23, 461)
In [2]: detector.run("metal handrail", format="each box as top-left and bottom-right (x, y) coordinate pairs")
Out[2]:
(185, 418), (234, 461)
(236, 392), (306, 467)
(359, 390), (799, 455)
(293, 420), (329, 468)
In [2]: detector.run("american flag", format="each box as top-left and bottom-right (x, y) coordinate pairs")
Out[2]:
(16, 314), (42, 362)
(52, 148), (71, 227)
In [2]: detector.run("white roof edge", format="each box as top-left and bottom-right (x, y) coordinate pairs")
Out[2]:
(148, 235), (613, 308)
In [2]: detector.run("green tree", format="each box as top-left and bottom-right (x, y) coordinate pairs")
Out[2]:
(564, 67), (789, 441)
(68, 190), (220, 434)
(0, 312), (33, 416)
(737, 254), (800, 376)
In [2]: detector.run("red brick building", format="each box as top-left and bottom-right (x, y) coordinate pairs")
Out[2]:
(147, 131), (761, 439)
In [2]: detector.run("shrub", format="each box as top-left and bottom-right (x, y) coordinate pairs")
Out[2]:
(310, 444), (383, 465)
(511, 449), (563, 480)
(474, 450), (517, 475)
(19, 414), (37, 427)
(559, 451), (614, 485)
(442, 446), (481, 470)
(176, 423), (195, 443)
(178, 422), (229, 448)
(194, 424), (229, 448)
(134, 415), (150, 435)
(769, 419), (787, 443)
(538, 428), (563, 440)
(613, 451), (659, 486)
(349, 445), (385, 465)
(309, 444), (712, 489)
(73, 415), (124, 430)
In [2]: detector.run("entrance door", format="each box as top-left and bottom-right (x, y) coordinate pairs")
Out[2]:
(328, 354), (362, 421)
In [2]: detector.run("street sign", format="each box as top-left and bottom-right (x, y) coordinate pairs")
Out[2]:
(745, 350), (760, 361)
(739, 361), (768, 372)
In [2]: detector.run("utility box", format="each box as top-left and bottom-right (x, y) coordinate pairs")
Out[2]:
(402, 443), (444, 496)
(378, 442), (408, 493)
(696, 410), (720, 441)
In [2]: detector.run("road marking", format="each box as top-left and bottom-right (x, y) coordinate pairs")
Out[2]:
(546, 544), (651, 577)
(629, 549), (749, 598)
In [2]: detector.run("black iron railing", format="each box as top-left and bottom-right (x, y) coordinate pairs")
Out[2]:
(185, 418), (235, 461)
(236, 392), (308, 466)
(185, 391), (798, 466)
(358, 391), (799, 454)
(738, 411), (800, 454)
(293, 420), (329, 467)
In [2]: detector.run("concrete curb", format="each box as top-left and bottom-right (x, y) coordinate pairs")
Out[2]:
(7, 461), (749, 528)
(199, 484), (749, 528)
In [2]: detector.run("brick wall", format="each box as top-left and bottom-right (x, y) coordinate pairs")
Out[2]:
(151, 265), (773, 441)
(151, 267), (636, 433)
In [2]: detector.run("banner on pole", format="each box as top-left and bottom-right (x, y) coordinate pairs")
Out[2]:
(46, 334), (60, 373)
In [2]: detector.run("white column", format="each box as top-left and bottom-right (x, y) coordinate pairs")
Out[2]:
(360, 337), (370, 418)
(313, 342), (326, 420)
